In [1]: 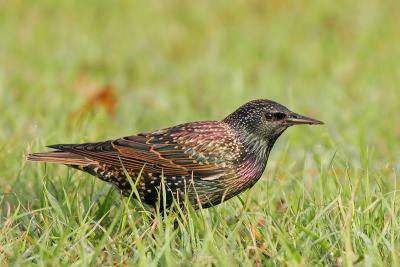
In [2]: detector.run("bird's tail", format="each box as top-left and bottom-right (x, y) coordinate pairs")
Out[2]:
(26, 151), (90, 166)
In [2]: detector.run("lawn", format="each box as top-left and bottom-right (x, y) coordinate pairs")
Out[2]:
(0, 0), (399, 266)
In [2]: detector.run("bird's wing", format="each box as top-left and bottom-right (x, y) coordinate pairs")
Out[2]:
(49, 121), (242, 178)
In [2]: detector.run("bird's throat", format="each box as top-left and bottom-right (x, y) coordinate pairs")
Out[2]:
(237, 133), (276, 188)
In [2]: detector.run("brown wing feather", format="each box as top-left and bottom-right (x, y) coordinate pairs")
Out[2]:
(48, 121), (241, 179)
(27, 151), (92, 165)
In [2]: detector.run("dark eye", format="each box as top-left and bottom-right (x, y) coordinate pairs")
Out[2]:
(264, 113), (274, 121)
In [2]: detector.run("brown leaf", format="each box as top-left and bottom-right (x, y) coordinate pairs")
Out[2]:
(89, 86), (117, 115)
(72, 85), (117, 118)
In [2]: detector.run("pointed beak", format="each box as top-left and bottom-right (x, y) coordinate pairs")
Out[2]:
(285, 112), (324, 125)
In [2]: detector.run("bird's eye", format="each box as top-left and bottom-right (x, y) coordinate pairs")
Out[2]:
(264, 113), (274, 121)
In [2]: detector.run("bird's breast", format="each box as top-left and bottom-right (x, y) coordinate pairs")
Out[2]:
(237, 154), (267, 187)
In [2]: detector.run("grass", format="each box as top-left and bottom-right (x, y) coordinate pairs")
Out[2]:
(0, 0), (399, 266)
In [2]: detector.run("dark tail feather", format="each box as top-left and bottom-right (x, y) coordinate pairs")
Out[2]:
(26, 151), (91, 166)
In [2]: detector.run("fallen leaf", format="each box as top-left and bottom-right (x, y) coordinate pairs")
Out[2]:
(72, 85), (117, 119)
(89, 85), (117, 115)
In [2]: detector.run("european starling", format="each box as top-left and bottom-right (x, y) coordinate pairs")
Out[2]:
(27, 99), (323, 209)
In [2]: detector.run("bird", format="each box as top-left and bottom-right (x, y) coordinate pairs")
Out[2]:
(27, 99), (323, 209)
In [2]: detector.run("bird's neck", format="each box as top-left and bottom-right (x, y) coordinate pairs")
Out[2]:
(237, 132), (278, 188)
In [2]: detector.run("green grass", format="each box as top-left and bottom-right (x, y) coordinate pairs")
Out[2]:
(1, 0), (399, 266)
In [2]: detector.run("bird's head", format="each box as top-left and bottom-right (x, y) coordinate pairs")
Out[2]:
(224, 99), (323, 145)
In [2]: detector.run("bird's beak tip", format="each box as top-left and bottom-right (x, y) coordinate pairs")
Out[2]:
(286, 113), (324, 126)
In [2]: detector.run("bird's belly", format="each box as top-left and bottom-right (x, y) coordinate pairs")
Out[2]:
(79, 163), (262, 209)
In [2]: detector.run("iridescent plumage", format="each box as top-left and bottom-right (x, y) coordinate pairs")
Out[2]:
(27, 99), (323, 209)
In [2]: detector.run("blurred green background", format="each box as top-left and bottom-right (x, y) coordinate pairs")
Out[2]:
(0, 0), (399, 265)
(1, 0), (399, 159)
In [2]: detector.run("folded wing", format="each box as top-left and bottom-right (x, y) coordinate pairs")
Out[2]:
(46, 121), (241, 179)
